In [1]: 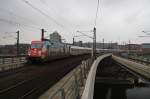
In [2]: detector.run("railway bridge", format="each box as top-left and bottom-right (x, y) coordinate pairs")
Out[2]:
(0, 53), (150, 99)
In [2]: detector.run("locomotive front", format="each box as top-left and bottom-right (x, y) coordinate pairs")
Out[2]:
(27, 41), (47, 61)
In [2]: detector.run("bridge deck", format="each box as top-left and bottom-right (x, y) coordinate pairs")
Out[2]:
(82, 54), (150, 99)
(112, 55), (150, 81)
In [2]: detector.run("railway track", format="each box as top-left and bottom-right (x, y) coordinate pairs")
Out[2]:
(0, 54), (90, 99)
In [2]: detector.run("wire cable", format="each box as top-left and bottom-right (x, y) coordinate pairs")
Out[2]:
(0, 8), (41, 29)
(22, 0), (74, 38)
(21, 0), (64, 28)
(142, 31), (150, 35)
(77, 31), (93, 39)
(94, 0), (100, 27)
(38, 0), (74, 28)
(0, 18), (40, 30)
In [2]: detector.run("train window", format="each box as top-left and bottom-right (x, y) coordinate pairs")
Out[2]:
(31, 43), (42, 48)
(47, 45), (50, 49)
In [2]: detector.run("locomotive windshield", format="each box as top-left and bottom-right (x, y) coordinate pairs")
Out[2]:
(31, 43), (42, 49)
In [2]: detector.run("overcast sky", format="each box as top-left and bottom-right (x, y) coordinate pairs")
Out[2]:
(0, 0), (150, 45)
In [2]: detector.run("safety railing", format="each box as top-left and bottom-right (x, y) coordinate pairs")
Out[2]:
(0, 56), (27, 71)
(40, 58), (93, 99)
(81, 54), (112, 99)
(119, 54), (150, 66)
(112, 55), (150, 81)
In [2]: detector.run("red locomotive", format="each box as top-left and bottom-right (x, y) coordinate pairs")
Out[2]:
(27, 30), (94, 62)
(27, 39), (71, 62)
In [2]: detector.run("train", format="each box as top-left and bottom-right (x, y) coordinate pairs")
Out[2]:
(27, 38), (125, 62)
(27, 39), (91, 62)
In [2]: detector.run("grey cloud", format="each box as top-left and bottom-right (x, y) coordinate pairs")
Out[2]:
(0, 0), (150, 45)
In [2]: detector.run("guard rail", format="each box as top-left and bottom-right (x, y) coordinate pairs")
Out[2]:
(39, 58), (93, 99)
(112, 55), (150, 81)
(0, 56), (27, 71)
(81, 54), (112, 99)
(120, 54), (150, 65)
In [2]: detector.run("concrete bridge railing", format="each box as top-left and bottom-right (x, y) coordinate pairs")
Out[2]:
(112, 55), (150, 81)
(81, 54), (112, 99)
(39, 54), (111, 99)
(0, 56), (26, 71)
(39, 58), (93, 99)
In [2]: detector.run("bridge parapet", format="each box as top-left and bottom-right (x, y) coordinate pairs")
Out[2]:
(39, 58), (93, 99)
(119, 54), (150, 65)
(0, 56), (26, 71)
(112, 55), (150, 81)
(81, 54), (112, 99)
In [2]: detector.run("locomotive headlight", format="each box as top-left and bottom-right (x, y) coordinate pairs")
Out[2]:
(28, 51), (31, 56)
(38, 51), (41, 55)
(28, 53), (31, 56)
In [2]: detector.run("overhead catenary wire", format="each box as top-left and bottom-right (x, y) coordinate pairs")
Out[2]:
(38, 0), (74, 28)
(77, 31), (93, 39)
(22, 0), (74, 38)
(142, 31), (150, 35)
(94, 0), (100, 27)
(138, 31), (150, 38)
(21, 0), (64, 28)
(0, 8), (41, 29)
(0, 18), (40, 30)
(0, 8), (58, 32)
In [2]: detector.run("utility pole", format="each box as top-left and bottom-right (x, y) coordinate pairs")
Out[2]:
(110, 41), (112, 49)
(73, 37), (75, 45)
(102, 38), (104, 49)
(76, 30), (95, 58)
(16, 30), (19, 56)
(41, 28), (45, 41)
(93, 27), (96, 59)
(128, 40), (131, 55)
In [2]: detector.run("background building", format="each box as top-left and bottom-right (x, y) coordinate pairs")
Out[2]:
(0, 44), (30, 55)
(81, 42), (118, 49)
(125, 44), (141, 51)
(74, 41), (83, 47)
(141, 43), (150, 54)
(50, 31), (62, 43)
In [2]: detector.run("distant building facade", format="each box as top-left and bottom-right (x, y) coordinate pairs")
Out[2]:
(74, 41), (83, 47)
(50, 31), (62, 43)
(0, 44), (30, 55)
(80, 42), (118, 49)
(124, 44), (141, 51)
(142, 43), (150, 54)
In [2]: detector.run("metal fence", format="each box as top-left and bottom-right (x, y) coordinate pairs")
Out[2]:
(47, 58), (93, 99)
(0, 56), (27, 71)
